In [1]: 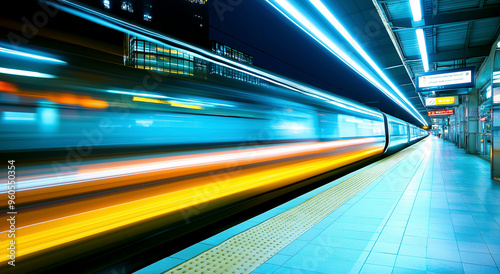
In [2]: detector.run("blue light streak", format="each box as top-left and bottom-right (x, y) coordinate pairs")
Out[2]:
(0, 46), (66, 64)
(3, 111), (36, 121)
(0, 67), (56, 78)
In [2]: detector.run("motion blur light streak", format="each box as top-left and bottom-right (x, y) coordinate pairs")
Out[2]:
(11, 138), (378, 195)
(266, 0), (428, 126)
(0, 146), (382, 263)
(2, 111), (36, 121)
(107, 89), (171, 99)
(132, 96), (204, 109)
(0, 67), (56, 78)
(43, 0), (382, 119)
(0, 46), (66, 64)
(0, 88), (109, 109)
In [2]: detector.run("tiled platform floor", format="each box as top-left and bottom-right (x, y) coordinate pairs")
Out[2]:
(136, 136), (500, 273)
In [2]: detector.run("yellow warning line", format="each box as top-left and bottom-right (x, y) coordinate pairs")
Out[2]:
(164, 139), (428, 274)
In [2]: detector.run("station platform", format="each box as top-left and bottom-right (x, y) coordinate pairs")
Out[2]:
(135, 136), (500, 274)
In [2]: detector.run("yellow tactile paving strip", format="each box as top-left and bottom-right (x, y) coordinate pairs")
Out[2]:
(164, 140), (428, 274)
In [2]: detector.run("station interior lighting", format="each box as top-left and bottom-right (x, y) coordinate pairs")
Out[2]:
(409, 0), (430, 73)
(416, 29), (429, 72)
(409, 0), (422, 22)
(266, 0), (428, 126)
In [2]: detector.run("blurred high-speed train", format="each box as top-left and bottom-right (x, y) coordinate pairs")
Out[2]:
(0, 43), (427, 272)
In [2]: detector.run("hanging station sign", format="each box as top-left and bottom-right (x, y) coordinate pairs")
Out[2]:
(425, 96), (458, 106)
(428, 109), (455, 116)
(416, 67), (475, 92)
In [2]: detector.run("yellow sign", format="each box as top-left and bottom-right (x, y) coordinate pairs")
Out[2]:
(436, 96), (456, 105)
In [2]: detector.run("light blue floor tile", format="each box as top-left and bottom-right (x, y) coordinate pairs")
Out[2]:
(266, 254), (291, 266)
(457, 241), (490, 253)
(365, 252), (396, 267)
(310, 236), (372, 251)
(398, 244), (426, 257)
(297, 228), (322, 241)
(253, 263), (280, 273)
(455, 232), (484, 243)
(401, 236), (427, 247)
(283, 254), (358, 273)
(428, 229), (456, 240)
(483, 236), (500, 245)
(427, 238), (458, 251)
(426, 258), (464, 273)
(394, 255), (427, 271)
(372, 241), (400, 254)
(273, 266), (323, 274)
(298, 245), (367, 262)
(460, 251), (496, 266)
(278, 240), (309, 256)
(392, 267), (426, 273)
(491, 253), (500, 267)
(359, 264), (393, 274)
(463, 263), (500, 274)
(487, 244), (500, 254)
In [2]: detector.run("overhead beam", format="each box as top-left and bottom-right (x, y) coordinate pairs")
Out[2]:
(406, 45), (491, 63)
(392, 4), (500, 30)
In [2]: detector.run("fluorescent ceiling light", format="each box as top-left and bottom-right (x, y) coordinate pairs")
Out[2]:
(0, 67), (56, 78)
(0, 47), (66, 64)
(267, 0), (427, 126)
(416, 29), (429, 72)
(409, 0), (422, 21)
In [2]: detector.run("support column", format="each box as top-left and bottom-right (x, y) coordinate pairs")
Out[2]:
(459, 103), (466, 149)
(466, 91), (479, 154)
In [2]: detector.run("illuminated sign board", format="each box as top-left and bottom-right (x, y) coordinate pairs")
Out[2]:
(416, 67), (475, 92)
(427, 109), (455, 116)
(425, 96), (458, 106)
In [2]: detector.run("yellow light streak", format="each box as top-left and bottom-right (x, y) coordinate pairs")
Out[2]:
(132, 96), (203, 109)
(0, 146), (382, 262)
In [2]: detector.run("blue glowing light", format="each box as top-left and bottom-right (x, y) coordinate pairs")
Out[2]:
(0, 67), (56, 78)
(409, 0), (422, 22)
(106, 89), (171, 99)
(416, 29), (429, 72)
(3, 111), (36, 121)
(0, 47), (66, 64)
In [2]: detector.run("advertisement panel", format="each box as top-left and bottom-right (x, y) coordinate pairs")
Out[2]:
(416, 67), (475, 92)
